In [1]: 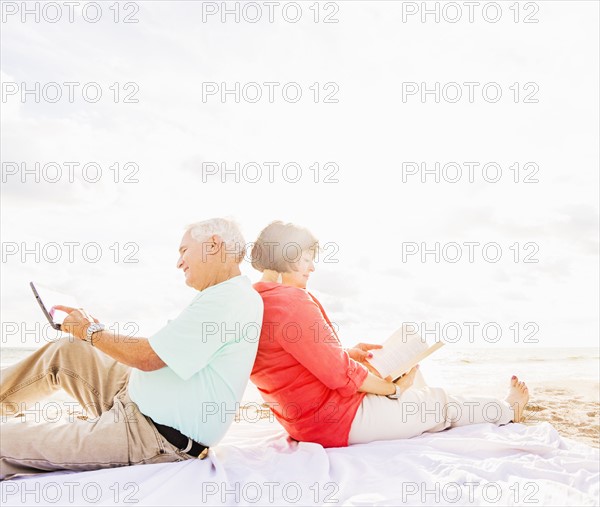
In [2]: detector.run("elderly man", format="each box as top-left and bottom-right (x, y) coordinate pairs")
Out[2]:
(0, 218), (263, 479)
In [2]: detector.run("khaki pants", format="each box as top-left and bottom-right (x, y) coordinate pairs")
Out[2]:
(0, 337), (192, 480)
(349, 385), (514, 445)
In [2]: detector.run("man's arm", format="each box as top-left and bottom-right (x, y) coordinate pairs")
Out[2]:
(54, 305), (166, 372)
(90, 330), (166, 371)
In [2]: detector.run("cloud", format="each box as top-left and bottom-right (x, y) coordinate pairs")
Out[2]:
(309, 267), (362, 298)
(2, 3), (598, 349)
(442, 204), (599, 256)
(413, 286), (477, 310)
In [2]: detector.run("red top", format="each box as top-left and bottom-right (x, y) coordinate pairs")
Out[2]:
(251, 282), (368, 448)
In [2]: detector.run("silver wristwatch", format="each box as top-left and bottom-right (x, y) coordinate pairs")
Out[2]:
(85, 323), (105, 346)
(386, 383), (402, 399)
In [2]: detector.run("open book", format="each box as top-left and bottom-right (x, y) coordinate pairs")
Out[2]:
(366, 325), (444, 381)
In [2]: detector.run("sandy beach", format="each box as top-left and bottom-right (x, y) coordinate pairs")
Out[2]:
(422, 346), (600, 449)
(520, 385), (599, 448)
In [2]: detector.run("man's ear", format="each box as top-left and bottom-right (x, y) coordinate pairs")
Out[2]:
(209, 234), (224, 254)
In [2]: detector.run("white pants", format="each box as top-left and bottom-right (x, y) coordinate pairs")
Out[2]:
(348, 377), (513, 445)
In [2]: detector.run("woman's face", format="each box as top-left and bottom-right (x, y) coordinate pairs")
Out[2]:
(281, 250), (316, 289)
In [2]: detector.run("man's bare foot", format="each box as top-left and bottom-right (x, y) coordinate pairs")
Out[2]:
(505, 375), (530, 423)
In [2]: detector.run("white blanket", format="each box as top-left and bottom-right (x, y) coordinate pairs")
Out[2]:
(2, 419), (598, 506)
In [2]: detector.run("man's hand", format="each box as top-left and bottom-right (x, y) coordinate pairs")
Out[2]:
(53, 305), (99, 341)
(347, 342), (384, 377)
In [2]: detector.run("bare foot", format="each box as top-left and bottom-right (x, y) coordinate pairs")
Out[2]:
(505, 375), (530, 423)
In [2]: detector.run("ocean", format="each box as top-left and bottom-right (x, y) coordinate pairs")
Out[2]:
(2, 344), (598, 399)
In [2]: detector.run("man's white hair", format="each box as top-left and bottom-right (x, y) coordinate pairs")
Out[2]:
(186, 217), (246, 263)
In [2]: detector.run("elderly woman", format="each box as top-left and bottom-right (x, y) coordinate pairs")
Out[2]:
(250, 221), (529, 448)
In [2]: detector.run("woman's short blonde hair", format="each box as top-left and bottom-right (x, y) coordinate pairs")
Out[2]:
(251, 221), (319, 273)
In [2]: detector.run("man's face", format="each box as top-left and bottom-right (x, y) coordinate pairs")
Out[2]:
(176, 230), (217, 290)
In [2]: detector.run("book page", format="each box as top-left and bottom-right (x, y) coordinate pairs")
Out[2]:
(367, 325), (444, 379)
(388, 341), (445, 381)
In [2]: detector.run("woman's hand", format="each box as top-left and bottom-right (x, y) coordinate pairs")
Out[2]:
(348, 343), (384, 377)
(394, 365), (419, 392)
(348, 342), (382, 362)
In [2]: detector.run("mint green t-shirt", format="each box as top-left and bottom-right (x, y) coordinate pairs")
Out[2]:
(128, 275), (263, 446)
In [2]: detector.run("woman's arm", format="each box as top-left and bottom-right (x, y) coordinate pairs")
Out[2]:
(274, 295), (369, 396)
(358, 366), (419, 396)
(358, 371), (396, 395)
(274, 292), (419, 398)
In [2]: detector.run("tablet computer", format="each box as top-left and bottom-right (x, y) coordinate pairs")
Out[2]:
(30, 282), (76, 330)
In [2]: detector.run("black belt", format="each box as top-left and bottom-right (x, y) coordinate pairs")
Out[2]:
(150, 418), (209, 459)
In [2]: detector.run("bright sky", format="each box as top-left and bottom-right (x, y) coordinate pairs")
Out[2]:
(1, 1), (598, 349)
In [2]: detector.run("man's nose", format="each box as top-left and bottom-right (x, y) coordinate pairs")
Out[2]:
(176, 257), (183, 269)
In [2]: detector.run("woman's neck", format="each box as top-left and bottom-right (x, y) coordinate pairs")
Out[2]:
(261, 270), (282, 283)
